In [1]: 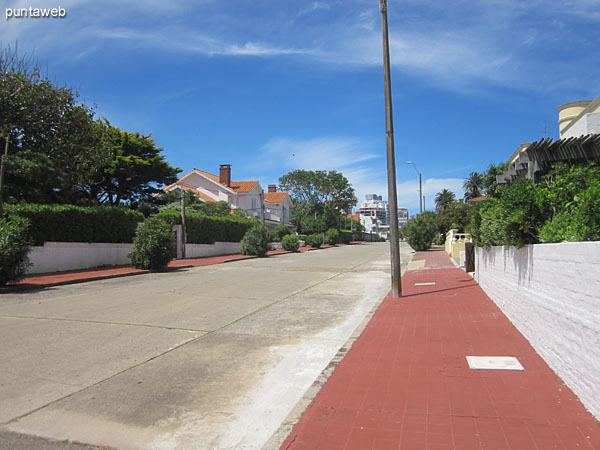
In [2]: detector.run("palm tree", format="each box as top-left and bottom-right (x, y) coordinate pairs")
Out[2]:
(434, 189), (456, 212)
(463, 172), (485, 200)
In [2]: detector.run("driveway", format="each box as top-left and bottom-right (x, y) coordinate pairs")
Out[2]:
(0, 242), (413, 450)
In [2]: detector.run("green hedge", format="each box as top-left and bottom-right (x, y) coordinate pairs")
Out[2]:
(155, 210), (254, 244)
(5, 204), (144, 246)
(339, 230), (352, 244)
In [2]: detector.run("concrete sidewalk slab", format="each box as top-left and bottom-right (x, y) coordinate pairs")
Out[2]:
(280, 248), (600, 450)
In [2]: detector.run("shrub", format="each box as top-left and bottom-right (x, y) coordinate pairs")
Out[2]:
(274, 224), (291, 240)
(300, 216), (322, 235)
(240, 222), (269, 257)
(0, 216), (32, 285)
(155, 211), (253, 244)
(404, 211), (437, 251)
(306, 233), (323, 248)
(281, 234), (300, 252)
(128, 218), (174, 270)
(325, 228), (339, 245)
(267, 230), (280, 242)
(339, 230), (352, 244)
(5, 204), (143, 245)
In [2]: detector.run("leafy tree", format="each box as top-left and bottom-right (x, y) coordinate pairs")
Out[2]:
(85, 124), (180, 207)
(463, 172), (485, 200)
(482, 162), (508, 198)
(434, 201), (470, 235)
(0, 47), (110, 204)
(279, 169), (356, 231)
(404, 211), (437, 251)
(434, 189), (456, 212)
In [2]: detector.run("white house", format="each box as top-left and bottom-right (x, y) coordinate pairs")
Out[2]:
(164, 165), (293, 228)
(164, 164), (264, 217)
(264, 185), (292, 227)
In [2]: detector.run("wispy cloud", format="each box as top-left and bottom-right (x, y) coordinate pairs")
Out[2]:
(260, 136), (379, 172)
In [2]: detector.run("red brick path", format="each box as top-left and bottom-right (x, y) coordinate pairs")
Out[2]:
(280, 249), (600, 450)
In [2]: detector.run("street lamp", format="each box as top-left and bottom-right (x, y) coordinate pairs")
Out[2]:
(407, 161), (422, 213)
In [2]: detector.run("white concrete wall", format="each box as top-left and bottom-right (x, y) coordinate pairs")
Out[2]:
(27, 242), (133, 274)
(475, 242), (600, 419)
(563, 113), (600, 139)
(185, 242), (241, 258)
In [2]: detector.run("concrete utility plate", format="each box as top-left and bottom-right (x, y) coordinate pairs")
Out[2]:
(467, 356), (524, 371)
(414, 282), (436, 286)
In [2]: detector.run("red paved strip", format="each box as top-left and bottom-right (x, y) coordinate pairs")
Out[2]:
(280, 252), (600, 450)
(14, 266), (145, 286)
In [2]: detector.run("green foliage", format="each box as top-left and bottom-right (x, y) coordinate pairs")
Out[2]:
(538, 164), (600, 242)
(434, 201), (470, 235)
(343, 217), (363, 233)
(339, 230), (353, 244)
(274, 224), (291, 240)
(267, 230), (280, 242)
(86, 124), (180, 207)
(404, 211), (437, 251)
(154, 210), (253, 244)
(5, 203), (143, 245)
(0, 216), (32, 285)
(231, 208), (248, 218)
(299, 216), (323, 235)
(1, 47), (110, 204)
(434, 233), (445, 245)
(128, 218), (174, 270)
(470, 179), (545, 248)
(434, 189), (456, 212)
(463, 172), (485, 200)
(325, 228), (339, 245)
(279, 169), (356, 231)
(482, 162), (509, 198)
(281, 234), (300, 252)
(240, 222), (269, 257)
(306, 233), (323, 248)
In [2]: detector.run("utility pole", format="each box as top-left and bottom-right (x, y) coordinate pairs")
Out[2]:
(380, 0), (402, 298)
(0, 136), (9, 218)
(180, 187), (186, 259)
(423, 195), (426, 211)
(419, 173), (423, 213)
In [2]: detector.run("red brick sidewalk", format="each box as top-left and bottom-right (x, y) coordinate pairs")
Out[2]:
(280, 248), (600, 450)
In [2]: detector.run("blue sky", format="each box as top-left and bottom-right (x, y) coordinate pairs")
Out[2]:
(3, 0), (599, 215)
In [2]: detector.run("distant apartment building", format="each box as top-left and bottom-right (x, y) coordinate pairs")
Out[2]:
(357, 194), (408, 239)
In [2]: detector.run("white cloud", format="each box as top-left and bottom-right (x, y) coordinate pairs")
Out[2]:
(260, 136), (379, 172)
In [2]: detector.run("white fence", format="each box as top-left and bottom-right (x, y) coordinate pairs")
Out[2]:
(27, 242), (133, 274)
(475, 242), (600, 419)
(27, 241), (242, 274)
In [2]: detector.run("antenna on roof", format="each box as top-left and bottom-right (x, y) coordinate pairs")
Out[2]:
(543, 123), (548, 139)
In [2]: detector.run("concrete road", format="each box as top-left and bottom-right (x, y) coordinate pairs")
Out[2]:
(0, 242), (413, 450)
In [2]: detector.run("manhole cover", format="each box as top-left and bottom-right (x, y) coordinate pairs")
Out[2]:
(466, 356), (524, 370)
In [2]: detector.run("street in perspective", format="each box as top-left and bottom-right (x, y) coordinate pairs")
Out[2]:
(0, 243), (412, 450)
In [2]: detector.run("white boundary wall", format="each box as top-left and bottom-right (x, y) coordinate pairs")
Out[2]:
(185, 242), (241, 258)
(27, 241), (242, 274)
(27, 242), (133, 274)
(475, 242), (600, 419)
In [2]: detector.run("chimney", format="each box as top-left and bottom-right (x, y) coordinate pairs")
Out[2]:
(268, 184), (277, 193)
(219, 164), (231, 187)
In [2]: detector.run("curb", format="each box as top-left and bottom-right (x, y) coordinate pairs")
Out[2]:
(3, 265), (195, 292)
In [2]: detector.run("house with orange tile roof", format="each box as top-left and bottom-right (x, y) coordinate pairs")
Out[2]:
(164, 164), (293, 228)
(264, 184), (292, 226)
